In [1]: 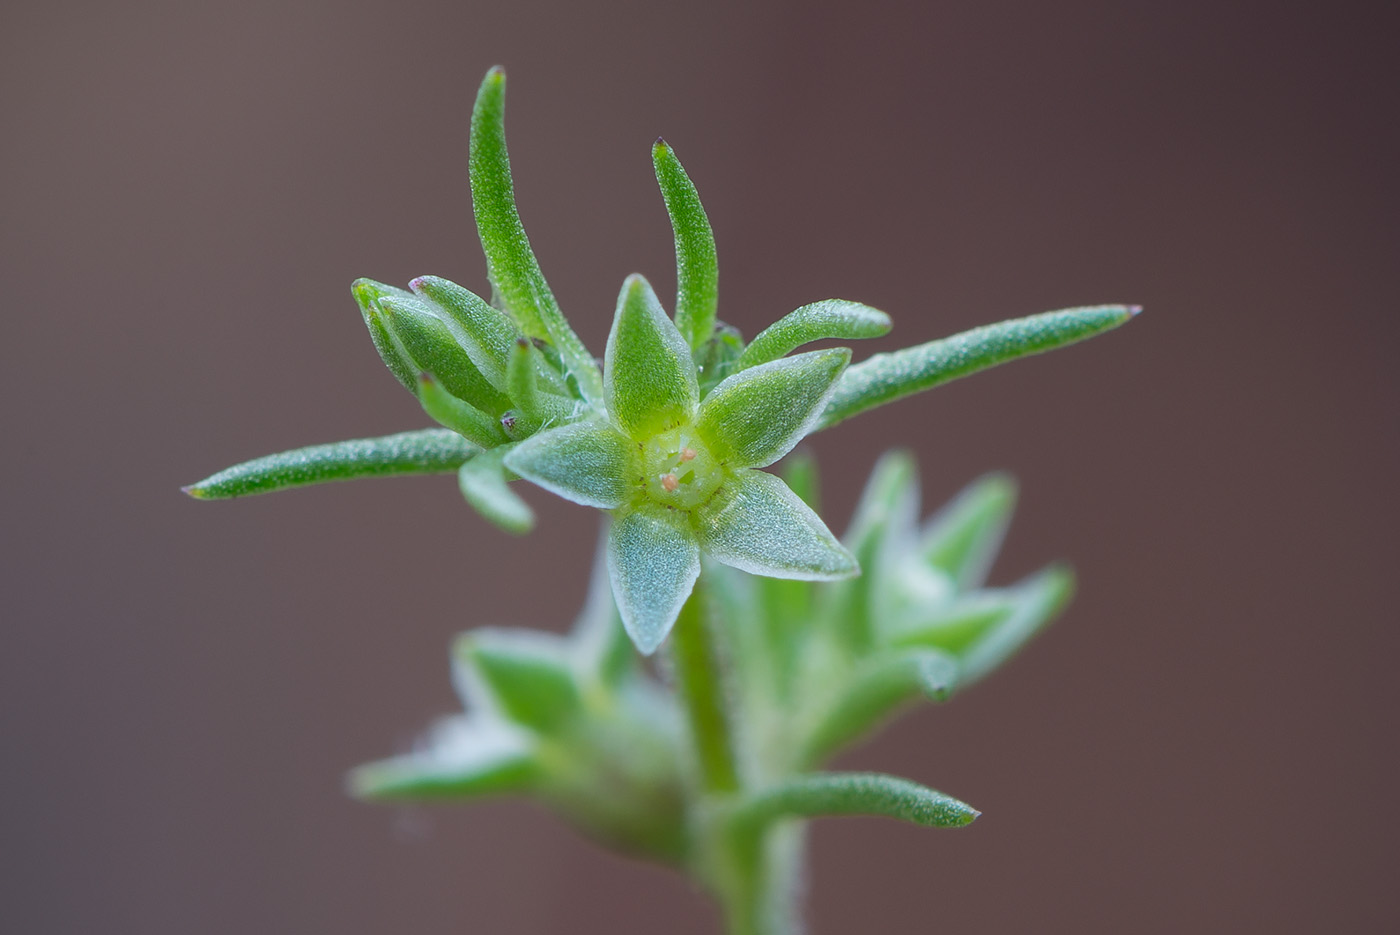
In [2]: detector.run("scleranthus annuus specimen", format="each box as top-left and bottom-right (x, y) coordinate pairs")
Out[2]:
(186, 66), (1138, 935)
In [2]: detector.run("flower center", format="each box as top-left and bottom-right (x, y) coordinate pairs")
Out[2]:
(640, 426), (723, 510)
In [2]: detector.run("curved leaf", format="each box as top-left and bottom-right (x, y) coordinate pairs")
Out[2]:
(730, 772), (979, 831)
(457, 446), (534, 534)
(183, 429), (475, 500)
(470, 67), (603, 403)
(738, 300), (890, 370)
(653, 139), (718, 349)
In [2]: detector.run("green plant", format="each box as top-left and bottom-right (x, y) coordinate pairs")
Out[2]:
(186, 66), (1137, 934)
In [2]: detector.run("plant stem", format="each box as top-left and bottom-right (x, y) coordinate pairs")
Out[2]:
(671, 579), (740, 794)
(672, 574), (804, 935)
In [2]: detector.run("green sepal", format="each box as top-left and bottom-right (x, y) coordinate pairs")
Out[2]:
(652, 139), (718, 349)
(457, 446), (534, 534)
(818, 304), (1141, 430)
(456, 629), (581, 733)
(377, 293), (512, 415)
(693, 470), (856, 580)
(418, 372), (509, 449)
(604, 274), (699, 440)
(351, 278), (418, 392)
(958, 565), (1075, 687)
(608, 503), (701, 654)
(504, 419), (637, 509)
(695, 348), (849, 469)
(729, 772), (979, 831)
(409, 275), (519, 392)
(469, 67), (603, 404)
(799, 650), (958, 766)
(347, 717), (538, 800)
(920, 472), (1017, 590)
(183, 429), (475, 500)
(737, 300), (890, 370)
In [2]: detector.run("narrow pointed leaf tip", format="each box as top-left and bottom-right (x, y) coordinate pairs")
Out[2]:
(731, 772), (979, 830)
(469, 66), (602, 404)
(183, 429), (475, 499)
(818, 304), (1139, 429)
(653, 140), (718, 349)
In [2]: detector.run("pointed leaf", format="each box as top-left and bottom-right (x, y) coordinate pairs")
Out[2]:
(457, 629), (580, 732)
(695, 349), (849, 469)
(469, 67), (603, 403)
(504, 420), (636, 509)
(653, 139), (718, 349)
(608, 504), (700, 654)
(808, 452), (920, 652)
(506, 336), (576, 423)
(693, 470), (856, 580)
(417, 373), (508, 449)
(800, 650), (957, 766)
(920, 472), (1017, 590)
(959, 565), (1075, 686)
(818, 304), (1141, 429)
(378, 294), (511, 414)
(410, 275), (519, 392)
(457, 446), (534, 534)
(348, 717), (538, 800)
(888, 592), (1018, 654)
(730, 772), (979, 831)
(604, 274), (699, 440)
(183, 429), (475, 500)
(738, 300), (891, 370)
(352, 278), (418, 392)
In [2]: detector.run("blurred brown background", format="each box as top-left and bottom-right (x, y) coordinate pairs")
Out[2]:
(3, 1), (1396, 932)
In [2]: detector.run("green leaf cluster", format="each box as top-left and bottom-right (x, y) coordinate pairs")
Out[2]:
(184, 66), (1138, 933)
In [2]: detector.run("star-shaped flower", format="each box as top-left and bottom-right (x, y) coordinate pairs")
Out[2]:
(504, 274), (857, 652)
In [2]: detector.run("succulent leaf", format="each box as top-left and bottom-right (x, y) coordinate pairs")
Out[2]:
(608, 504), (701, 654)
(351, 278), (419, 392)
(470, 68), (603, 404)
(504, 420), (636, 509)
(417, 372), (509, 448)
(410, 275), (519, 392)
(347, 717), (538, 800)
(695, 348), (850, 469)
(693, 470), (856, 580)
(738, 300), (891, 370)
(604, 274), (699, 440)
(818, 304), (1140, 429)
(919, 472), (1017, 590)
(730, 772), (979, 831)
(377, 293), (512, 414)
(457, 629), (581, 733)
(457, 446), (535, 534)
(653, 139), (718, 349)
(182, 429), (475, 500)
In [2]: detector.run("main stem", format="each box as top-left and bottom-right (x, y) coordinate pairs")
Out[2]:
(671, 574), (804, 935)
